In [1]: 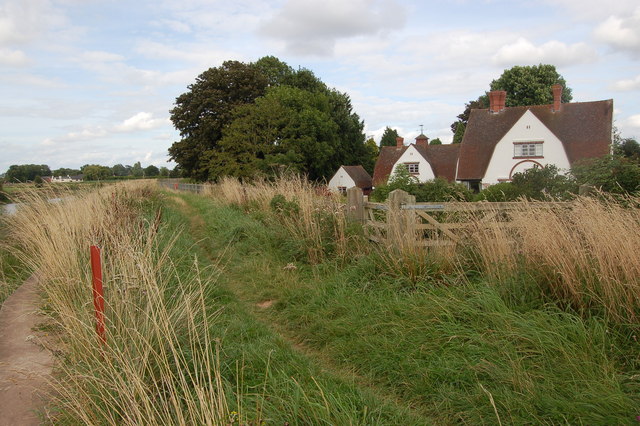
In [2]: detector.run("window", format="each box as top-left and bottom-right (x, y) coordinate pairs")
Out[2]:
(405, 162), (419, 174)
(337, 186), (347, 194)
(514, 142), (543, 158)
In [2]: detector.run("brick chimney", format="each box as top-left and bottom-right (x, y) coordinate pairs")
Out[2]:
(415, 134), (429, 147)
(552, 84), (562, 112)
(489, 90), (507, 113)
(396, 136), (404, 148)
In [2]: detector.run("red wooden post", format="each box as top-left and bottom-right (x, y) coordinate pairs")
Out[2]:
(174, 183), (178, 190)
(90, 245), (106, 345)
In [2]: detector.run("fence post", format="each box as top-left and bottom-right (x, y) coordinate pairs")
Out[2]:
(346, 187), (365, 224)
(387, 189), (416, 245)
(90, 245), (106, 345)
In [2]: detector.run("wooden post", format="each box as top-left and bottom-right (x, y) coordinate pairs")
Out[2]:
(90, 245), (106, 345)
(386, 189), (416, 246)
(346, 187), (365, 224)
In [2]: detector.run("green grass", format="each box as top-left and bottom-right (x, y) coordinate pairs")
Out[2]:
(164, 191), (640, 424)
(0, 220), (29, 307)
(158, 192), (430, 424)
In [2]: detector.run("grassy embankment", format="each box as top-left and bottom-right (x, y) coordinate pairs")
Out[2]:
(183, 176), (638, 424)
(2, 181), (425, 424)
(2, 179), (638, 423)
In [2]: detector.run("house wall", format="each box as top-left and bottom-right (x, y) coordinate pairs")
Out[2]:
(482, 110), (570, 187)
(391, 145), (435, 182)
(328, 167), (356, 192)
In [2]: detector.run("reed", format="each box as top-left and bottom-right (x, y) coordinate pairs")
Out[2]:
(4, 182), (230, 424)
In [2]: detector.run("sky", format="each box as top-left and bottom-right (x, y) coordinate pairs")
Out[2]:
(1, 0), (639, 173)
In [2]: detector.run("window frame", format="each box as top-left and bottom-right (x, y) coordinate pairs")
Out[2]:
(513, 141), (543, 159)
(404, 162), (419, 175)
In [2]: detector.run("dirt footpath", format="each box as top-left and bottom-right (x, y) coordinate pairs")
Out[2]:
(0, 276), (54, 425)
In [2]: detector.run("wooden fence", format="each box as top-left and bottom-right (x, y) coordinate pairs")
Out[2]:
(346, 187), (569, 247)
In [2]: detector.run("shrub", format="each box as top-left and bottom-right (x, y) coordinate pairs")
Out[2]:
(413, 178), (473, 202)
(474, 182), (523, 201)
(572, 155), (640, 194)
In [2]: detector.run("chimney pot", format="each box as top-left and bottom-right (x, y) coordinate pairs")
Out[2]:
(489, 90), (507, 113)
(552, 84), (562, 112)
(396, 136), (404, 148)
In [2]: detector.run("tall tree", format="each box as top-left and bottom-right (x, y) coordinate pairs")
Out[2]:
(379, 127), (400, 147)
(451, 64), (572, 142)
(169, 60), (269, 180)
(169, 57), (369, 181)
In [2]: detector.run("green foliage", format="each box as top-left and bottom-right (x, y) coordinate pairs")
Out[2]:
(111, 164), (129, 176)
(452, 121), (466, 144)
(53, 167), (81, 177)
(572, 155), (640, 194)
(452, 64), (572, 141)
(490, 64), (572, 107)
(362, 137), (379, 174)
(5, 164), (51, 182)
(476, 165), (576, 201)
(169, 57), (368, 182)
(144, 165), (160, 177)
(159, 167), (170, 177)
(33, 175), (44, 187)
(429, 138), (442, 145)
(413, 177), (473, 202)
(474, 182), (523, 201)
(379, 126), (400, 147)
(131, 161), (143, 177)
(81, 164), (111, 181)
(370, 164), (417, 201)
(268, 194), (300, 216)
(614, 137), (640, 160)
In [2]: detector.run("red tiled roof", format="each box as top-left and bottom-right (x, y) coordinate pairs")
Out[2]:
(341, 165), (372, 188)
(373, 145), (407, 185)
(456, 100), (613, 180)
(414, 144), (461, 182)
(372, 143), (461, 185)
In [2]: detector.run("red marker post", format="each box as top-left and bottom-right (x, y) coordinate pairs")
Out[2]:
(90, 245), (106, 345)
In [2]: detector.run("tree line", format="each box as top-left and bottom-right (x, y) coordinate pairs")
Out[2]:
(2, 162), (181, 183)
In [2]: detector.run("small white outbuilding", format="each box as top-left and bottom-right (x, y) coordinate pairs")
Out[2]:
(328, 165), (372, 195)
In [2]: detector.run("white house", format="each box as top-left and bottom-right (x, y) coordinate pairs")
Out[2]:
(456, 85), (613, 191)
(328, 165), (372, 195)
(372, 135), (460, 186)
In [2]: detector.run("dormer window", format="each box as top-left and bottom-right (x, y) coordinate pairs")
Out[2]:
(514, 141), (543, 158)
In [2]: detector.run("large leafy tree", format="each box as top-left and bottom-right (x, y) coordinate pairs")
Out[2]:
(379, 126), (400, 147)
(209, 85), (366, 181)
(451, 64), (573, 142)
(169, 57), (369, 181)
(169, 61), (269, 180)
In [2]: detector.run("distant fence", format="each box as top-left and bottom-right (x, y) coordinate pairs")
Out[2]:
(346, 187), (569, 247)
(158, 180), (206, 194)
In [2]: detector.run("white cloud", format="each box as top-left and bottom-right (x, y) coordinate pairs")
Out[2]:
(546, 0), (638, 21)
(81, 50), (125, 63)
(116, 112), (168, 132)
(626, 114), (640, 130)
(594, 7), (640, 57)
(611, 75), (640, 91)
(0, 0), (67, 46)
(0, 48), (29, 66)
(259, 0), (406, 56)
(492, 38), (598, 67)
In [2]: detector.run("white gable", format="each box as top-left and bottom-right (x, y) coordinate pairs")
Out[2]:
(390, 145), (435, 182)
(482, 110), (570, 187)
(328, 166), (356, 192)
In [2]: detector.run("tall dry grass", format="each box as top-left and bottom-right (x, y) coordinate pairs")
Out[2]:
(4, 182), (230, 424)
(207, 176), (350, 264)
(467, 196), (640, 323)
